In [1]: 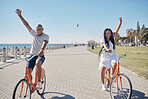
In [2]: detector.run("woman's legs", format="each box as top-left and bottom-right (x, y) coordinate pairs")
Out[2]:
(101, 67), (106, 84)
(101, 66), (107, 90)
(112, 62), (117, 75)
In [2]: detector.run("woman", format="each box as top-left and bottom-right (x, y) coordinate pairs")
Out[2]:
(99, 17), (122, 90)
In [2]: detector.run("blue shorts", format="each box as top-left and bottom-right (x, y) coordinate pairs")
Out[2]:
(27, 55), (45, 70)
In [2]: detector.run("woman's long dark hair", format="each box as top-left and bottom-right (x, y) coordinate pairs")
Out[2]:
(99, 28), (115, 56)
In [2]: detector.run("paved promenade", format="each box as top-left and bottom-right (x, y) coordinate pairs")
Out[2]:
(0, 46), (148, 99)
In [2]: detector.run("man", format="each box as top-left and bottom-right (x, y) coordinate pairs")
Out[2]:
(15, 9), (49, 89)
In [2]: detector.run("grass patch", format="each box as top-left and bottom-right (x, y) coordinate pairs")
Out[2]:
(87, 46), (148, 79)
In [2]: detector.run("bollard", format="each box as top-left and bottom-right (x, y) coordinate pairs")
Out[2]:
(6, 46), (8, 57)
(46, 46), (47, 52)
(49, 45), (51, 51)
(15, 47), (18, 59)
(12, 46), (14, 55)
(52, 45), (54, 50)
(17, 48), (20, 55)
(20, 48), (23, 55)
(51, 45), (52, 50)
(50, 46), (51, 50)
(48, 45), (50, 51)
(54, 45), (55, 50)
(2, 47), (6, 62)
(24, 46), (26, 57)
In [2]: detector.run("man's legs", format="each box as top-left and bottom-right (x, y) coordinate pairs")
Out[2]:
(27, 55), (37, 82)
(28, 68), (33, 81)
(36, 59), (42, 82)
(35, 55), (45, 89)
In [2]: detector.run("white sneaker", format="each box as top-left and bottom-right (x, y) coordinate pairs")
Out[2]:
(102, 84), (106, 91)
(36, 81), (42, 89)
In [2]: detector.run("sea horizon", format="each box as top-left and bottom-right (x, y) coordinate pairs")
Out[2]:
(0, 43), (82, 49)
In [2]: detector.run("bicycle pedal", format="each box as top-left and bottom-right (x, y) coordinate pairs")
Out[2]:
(30, 86), (35, 93)
(31, 89), (35, 93)
(36, 87), (42, 90)
(107, 84), (110, 88)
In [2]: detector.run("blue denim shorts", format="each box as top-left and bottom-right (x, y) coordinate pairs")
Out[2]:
(27, 55), (45, 70)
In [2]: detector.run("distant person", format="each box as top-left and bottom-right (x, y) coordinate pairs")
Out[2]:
(15, 9), (49, 89)
(99, 17), (122, 90)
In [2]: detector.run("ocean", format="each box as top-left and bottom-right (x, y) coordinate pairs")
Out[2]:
(0, 44), (73, 49)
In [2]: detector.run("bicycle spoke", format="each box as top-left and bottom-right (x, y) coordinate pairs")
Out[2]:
(110, 74), (132, 99)
(13, 79), (31, 99)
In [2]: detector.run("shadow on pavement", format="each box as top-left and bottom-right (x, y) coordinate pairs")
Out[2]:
(131, 90), (148, 99)
(0, 59), (22, 69)
(40, 92), (75, 99)
(105, 88), (148, 99)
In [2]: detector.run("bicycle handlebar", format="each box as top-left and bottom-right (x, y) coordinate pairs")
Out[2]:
(118, 54), (126, 60)
(16, 54), (38, 62)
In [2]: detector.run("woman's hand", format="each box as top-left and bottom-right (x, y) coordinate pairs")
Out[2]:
(107, 49), (112, 53)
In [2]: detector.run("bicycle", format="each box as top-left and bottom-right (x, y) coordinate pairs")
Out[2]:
(104, 54), (132, 99)
(12, 55), (46, 99)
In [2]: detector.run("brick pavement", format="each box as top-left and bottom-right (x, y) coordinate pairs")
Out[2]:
(0, 46), (148, 99)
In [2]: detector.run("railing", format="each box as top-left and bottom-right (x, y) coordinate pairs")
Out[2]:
(0, 44), (75, 62)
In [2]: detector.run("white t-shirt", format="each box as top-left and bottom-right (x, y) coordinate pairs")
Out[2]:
(30, 29), (49, 55)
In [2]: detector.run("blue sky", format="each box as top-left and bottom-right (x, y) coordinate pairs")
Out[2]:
(0, 0), (148, 44)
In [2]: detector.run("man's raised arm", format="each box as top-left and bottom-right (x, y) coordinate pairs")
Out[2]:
(15, 9), (32, 33)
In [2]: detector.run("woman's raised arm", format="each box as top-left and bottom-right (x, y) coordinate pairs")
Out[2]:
(114, 17), (122, 38)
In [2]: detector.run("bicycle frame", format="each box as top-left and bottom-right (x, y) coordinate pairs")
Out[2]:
(105, 54), (126, 89)
(20, 64), (45, 97)
(105, 62), (120, 86)
(13, 54), (46, 98)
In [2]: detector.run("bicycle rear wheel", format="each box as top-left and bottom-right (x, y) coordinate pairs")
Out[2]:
(110, 73), (132, 99)
(12, 78), (31, 99)
(37, 74), (46, 95)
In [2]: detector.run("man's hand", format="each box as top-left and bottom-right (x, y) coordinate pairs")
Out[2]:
(119, 17), (122, 23)
(15, 9), (22, 16)
(38, 50), (44, 57)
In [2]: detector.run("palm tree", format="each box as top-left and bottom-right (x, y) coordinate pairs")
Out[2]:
(136, 21), (141, 45)
(115, 33), (120, 45)
(140, 27), (148, 46)
(126, 31), (133, 44)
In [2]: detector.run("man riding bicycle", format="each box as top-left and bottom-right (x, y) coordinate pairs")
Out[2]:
(15, 9), (49, 89)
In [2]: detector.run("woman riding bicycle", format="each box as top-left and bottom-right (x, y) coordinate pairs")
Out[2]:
(99, 17), (122, 91)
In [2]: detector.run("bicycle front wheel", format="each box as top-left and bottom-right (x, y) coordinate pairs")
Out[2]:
(110, 73), (132, 99)
(37, 74), (46, 95)
(12, 78), (31, 99)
